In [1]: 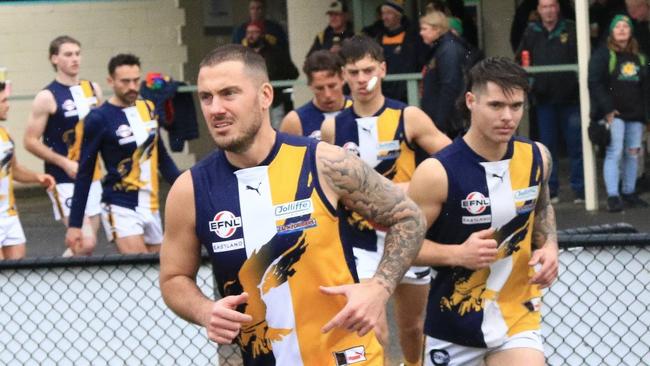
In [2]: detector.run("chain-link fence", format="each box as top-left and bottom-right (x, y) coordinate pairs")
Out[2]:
(1, 233), (649, 365)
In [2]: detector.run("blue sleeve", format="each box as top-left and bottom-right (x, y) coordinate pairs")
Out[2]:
(157, 131), (180, 184)
(69, 111), (104, 228)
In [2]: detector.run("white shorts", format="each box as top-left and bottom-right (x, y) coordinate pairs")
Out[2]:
(0, 215), (26, 247)
(352, 232), (431, 285)
(424, 330), (544, 366)
(101, 204), (163, 245)
(48, 181), (102, 221)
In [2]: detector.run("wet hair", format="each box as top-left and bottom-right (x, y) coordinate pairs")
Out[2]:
(339, 35), (384, 64)
(457, 57), (530, 121)
(48, 35), (81, 71)
(303, 50), (344, 84)
(108, 53), (141, 76)
(199, 44), (269, 84)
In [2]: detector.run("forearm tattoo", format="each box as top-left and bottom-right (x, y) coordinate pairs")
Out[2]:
(533, 145), (558, 249)
(319, 150), (426, 294)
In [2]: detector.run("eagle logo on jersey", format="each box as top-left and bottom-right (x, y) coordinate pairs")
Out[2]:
(209, 211), (242, 239)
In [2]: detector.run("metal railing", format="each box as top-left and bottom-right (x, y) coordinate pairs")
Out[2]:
(2, 229), (649, 365)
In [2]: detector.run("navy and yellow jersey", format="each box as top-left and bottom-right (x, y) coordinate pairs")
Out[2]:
(0, 127), (16, 217)
(296, 97), (352, 140)
(334, 98), (417, 251)
(425, 136), (544, 348)
(43, 79), (101, 183)
(192, 133), (382, 366)
(68, 99), (180, 228)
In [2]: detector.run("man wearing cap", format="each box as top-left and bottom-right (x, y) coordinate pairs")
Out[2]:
(367, 0), (424, 103)
(307, 1), (354, 56)
(244, 20), (299, 128)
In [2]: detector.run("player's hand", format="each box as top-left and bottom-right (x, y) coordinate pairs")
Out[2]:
(37, 173), (56, 191)
(65, 227), (83, 253)
(456, 228), (498, 270)
(320, 277), (390, 336)
(204, 292), (252, 344)
(529, 243), (559, 289)
(62, 159), (79, 179)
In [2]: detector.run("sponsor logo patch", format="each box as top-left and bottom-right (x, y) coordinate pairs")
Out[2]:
(116, 124), (133, 138)
(277, 218), (317, 235)
(343, 141), (360, 157)
(430, 349), (450, 366)
(274, 199), (313, 220)
(462, 214), (491, 225)
(516, 202), (536, 215)
(513, 186), (539, 202)
(333, 345), (367, 365)
(209, 211), (242, 239)
(461, 192), (490, 214)
(212, 238), (244, 253)
(377, 140), (400, 160)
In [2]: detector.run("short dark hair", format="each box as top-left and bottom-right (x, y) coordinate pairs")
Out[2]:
(108, 53), (141, 76)
(339, 35), (384, 64)
(49, 35), (80, 58)
(303, 50), (343, 84)
(0, 82), (5, 93)
(49, 35), (81, 71)
(199, 44), (269, 84)
(457, 57), (529, 122)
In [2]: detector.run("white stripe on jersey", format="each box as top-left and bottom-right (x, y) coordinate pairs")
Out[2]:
(356, 116), (380, 167)
(234, 166), (276, 258)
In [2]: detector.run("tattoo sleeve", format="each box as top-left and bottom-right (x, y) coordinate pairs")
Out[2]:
(533, 144), (558, 249)
(319, 149), (426, 294)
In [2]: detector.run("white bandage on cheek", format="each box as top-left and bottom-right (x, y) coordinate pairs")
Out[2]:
(366, 76), (378, 92)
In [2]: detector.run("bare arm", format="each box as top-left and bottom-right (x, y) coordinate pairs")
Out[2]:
(317, 142), (426, 294)
(319, 117), (335, 144)
(403, 106), (451, 155)
(24, 90), (78, 178)
(409, 158), (498, 269)
(160, 171), (252, 343)
(278, 111), (303, 136)
(11, 155), (55, 189)
(529, 142), (559, 288)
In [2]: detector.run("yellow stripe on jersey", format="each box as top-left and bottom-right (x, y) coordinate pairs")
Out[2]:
(263, 143), (383, 364)
(500, 140), (542, 336)
(376, 106), (415, 183)
(79, 80), (94, 98)
(69, 120), (103, 181)
(0, 127), (16, 216)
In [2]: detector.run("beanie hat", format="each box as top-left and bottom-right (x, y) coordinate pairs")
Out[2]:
(382, 0), (404, 14)
(609, 14), (634, 34)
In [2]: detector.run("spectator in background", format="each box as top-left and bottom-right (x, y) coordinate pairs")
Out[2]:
(510, 0), (575, 52)
(589, 15), (649, 212)
(419, 10), (477, 138)
(0, 81), (55, 260)
(367, 0), (423, 103)
(307, 0), (354, 56)
(244, 21), (298, 128)
(516, 0), (584, 204)
(280, 50), (350, 140)
(626, 0), (650, 54)
(232, 0), (288, 51)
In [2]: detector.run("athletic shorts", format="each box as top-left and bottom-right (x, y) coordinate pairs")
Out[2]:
(101, 204), (162, 245)
(48, 181), (102, 221)
(0, 215), (26, 247)
(353, 231), (431, 285)
(424, 330), (544, 366)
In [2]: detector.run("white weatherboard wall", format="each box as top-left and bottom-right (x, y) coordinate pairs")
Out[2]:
(0, 0), (193, 174)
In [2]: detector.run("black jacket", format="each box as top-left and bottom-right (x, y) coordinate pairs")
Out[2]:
(307, 24), (354, 56)
(588, 45), (649, 123)
(420, 32), (470, 137)
(516, 19), (578, 104)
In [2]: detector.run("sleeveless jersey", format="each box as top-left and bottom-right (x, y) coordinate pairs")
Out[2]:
(69, 99), (180, 228)
(0, 127), (16, 217)
(43, 80), (101, 183)
(192, 133), (382, 366)
(425, 136), (544, 348)
(296, 97), (352, 140)
(334, 98), (416, 251)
